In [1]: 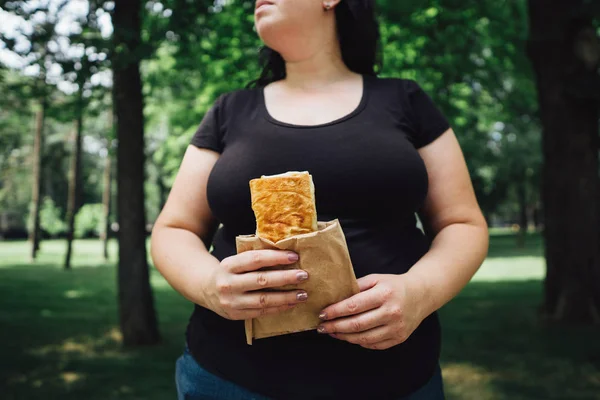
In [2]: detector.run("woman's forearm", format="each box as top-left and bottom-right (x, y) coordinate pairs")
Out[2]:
(150, 225), (221, 308)
(405, 221), (489, 316)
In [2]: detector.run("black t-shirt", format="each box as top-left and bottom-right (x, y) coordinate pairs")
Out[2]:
(186, 75), (451, 400)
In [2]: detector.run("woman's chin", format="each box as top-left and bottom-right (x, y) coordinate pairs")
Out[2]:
(256, 19), (278, 35)
(257, 24), (285, 49)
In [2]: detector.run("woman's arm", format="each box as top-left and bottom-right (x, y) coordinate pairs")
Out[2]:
(150, 146), (222, 308)
(407, 127), (489, 316)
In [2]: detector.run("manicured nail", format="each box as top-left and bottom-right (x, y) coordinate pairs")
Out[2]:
(318, 312), (327, 320)
(317, 326), (326, 333)
(288, 252), (299, 262)
(297, 292), (308, 301)
(296, 271), (309, 281)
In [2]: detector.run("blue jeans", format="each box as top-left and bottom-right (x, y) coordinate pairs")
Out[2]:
(176, 346), (445, 400)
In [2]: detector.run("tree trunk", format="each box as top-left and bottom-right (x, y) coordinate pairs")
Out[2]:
(112, 0), (160, 346)
(101, 149), (112, 261)
(527, 0), (600, 324)
(532, 201), (541, 231)
(64, 92), (84, 270)
(29, 98), (45, 260)
(516, 182), (528, 248)
(101, 109), (114, 261)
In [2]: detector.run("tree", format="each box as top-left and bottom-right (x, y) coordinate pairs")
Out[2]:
(0, 70), (32, 230)
(0, 1), (70, 258)
(61, 3), (108, 270)
(29, 97), (45, 258)
(111, 0), (160, 345)
(63, 87), (83, 270)
(101, 107), (114, 261)
(527, 0), (600, 323)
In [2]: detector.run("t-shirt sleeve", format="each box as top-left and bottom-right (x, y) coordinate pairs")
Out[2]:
(403, 80), (451, 148)
(190, 94), (226, 153)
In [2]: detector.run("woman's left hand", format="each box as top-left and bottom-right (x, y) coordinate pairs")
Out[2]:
(317, 273), (431, 350)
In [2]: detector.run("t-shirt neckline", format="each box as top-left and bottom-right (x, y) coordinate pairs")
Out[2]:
(259, 74), (370, 129)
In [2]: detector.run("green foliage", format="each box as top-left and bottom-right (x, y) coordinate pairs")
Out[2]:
(0, 0), (554, 229)
(378, 0), (540, 223)
(0, 0), (114, 233)
(74, 204), (104, 239)
(144, 2), (262, 186)
(141, 0), (543, 226)
(39, 197), (67, 237)
(0, 70), (34, 216)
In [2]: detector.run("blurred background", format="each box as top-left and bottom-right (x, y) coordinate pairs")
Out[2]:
(0, 0), (599, 399)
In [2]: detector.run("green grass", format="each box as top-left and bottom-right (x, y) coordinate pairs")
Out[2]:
(0, 234), (599, 400)
(473, 231), (545, 282)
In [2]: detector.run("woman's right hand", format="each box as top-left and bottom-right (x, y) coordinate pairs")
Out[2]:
(204, 250), (309, 320)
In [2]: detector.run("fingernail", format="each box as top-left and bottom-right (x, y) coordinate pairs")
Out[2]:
(288, 252), (299, 262)
(296, 271), (308, 281)
(297, 292), (308, 301)
(317, 326), (326, 333)
(318, 312), (327, 320)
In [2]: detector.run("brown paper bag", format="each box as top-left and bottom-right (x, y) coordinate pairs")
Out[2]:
(235, 219), (359, 345)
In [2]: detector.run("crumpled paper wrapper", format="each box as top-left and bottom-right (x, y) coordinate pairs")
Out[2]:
(235, 219), (359, 345)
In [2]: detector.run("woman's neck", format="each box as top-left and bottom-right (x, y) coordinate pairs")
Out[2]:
(280, 26), (354, 90)
(284, 54), (354, 90)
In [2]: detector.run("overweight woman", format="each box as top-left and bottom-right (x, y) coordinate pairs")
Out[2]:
(150, 1), (489, 399)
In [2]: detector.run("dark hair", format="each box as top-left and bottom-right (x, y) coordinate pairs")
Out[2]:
(247, 0), (382, 88)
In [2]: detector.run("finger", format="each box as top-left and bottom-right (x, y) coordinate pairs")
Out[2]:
(330, 325), (390, 346)
(230, 304), (298, 320)
(360, 339), (399, 351)
(357, 274), (380, 292)
(319, 290), (383, 321)
(223, 250), (299, 274)
(235, 269), (309, 291)
(317, 308), (385, 334)
(234, 290), (308, 309)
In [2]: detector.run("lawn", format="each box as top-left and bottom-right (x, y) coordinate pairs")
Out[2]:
(1, 233), (599, 400)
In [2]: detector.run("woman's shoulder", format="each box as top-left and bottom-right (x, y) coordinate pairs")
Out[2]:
(214, 86), (259, 106)
(368, 76), (439, 114)
(208, 86), (261, 120)
(369, 75), (425, 96)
